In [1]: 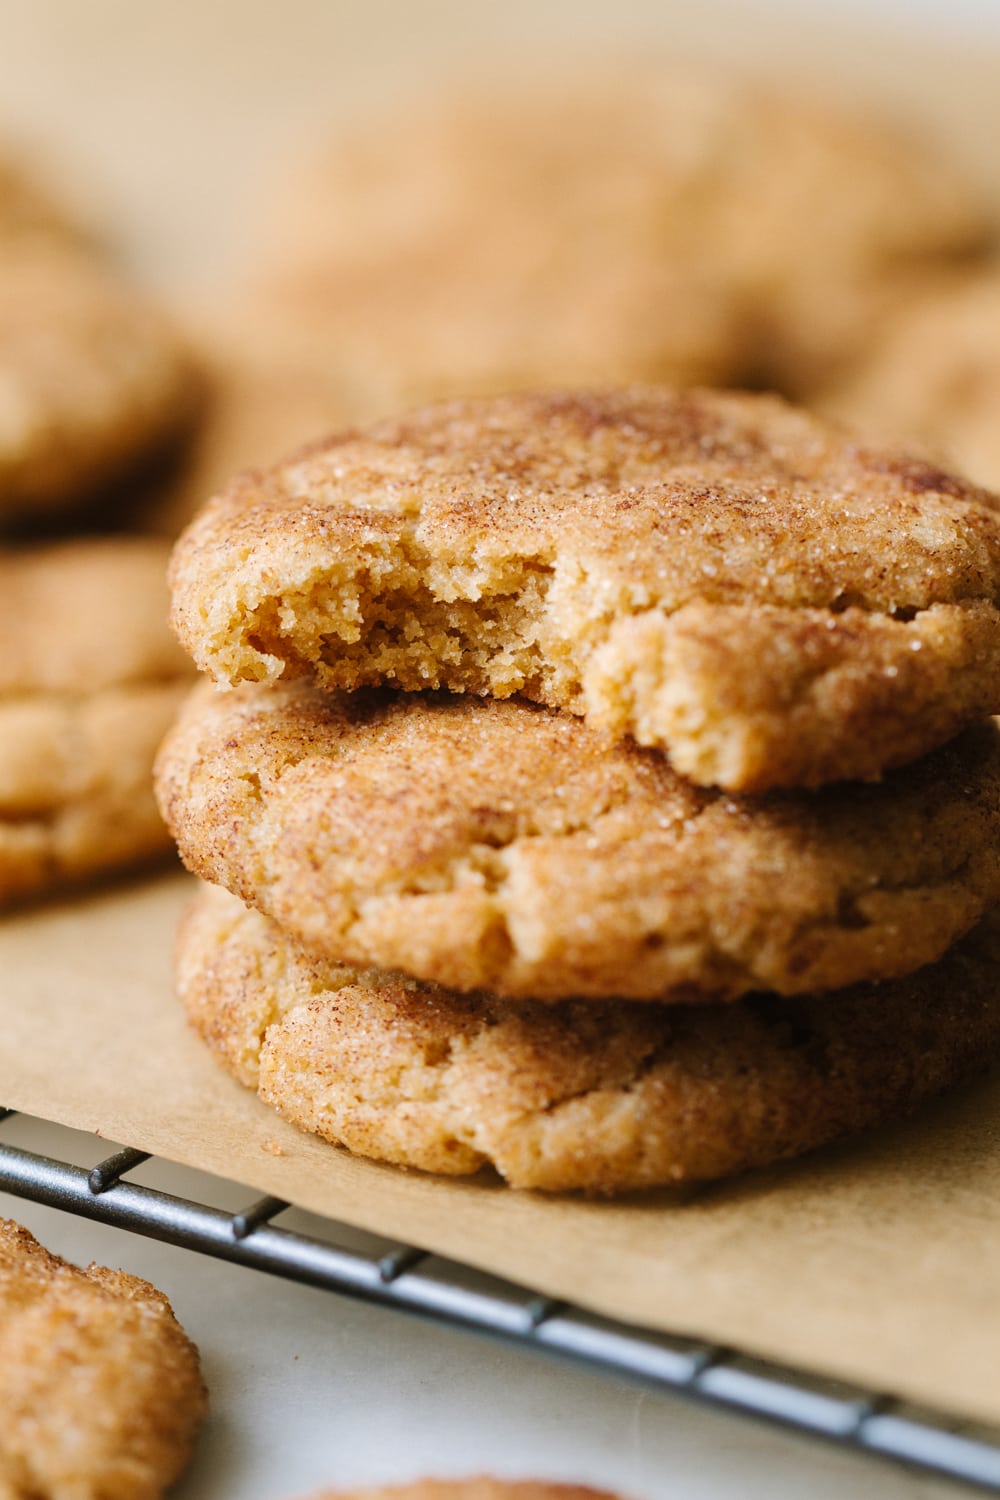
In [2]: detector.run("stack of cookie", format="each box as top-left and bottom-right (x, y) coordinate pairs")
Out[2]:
(157, 387), (1000, 1194)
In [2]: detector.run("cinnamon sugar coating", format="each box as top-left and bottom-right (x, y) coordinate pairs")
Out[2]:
(0, 1219), (205, 1500)
(156, 683), (1000, 1002)
(169, 388), (1000, 791)
(177, 884), (1000, 1194)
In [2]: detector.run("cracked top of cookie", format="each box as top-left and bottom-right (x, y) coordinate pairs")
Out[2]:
(156, 682), (1000, 1002)
(170, 388), (1000, 790)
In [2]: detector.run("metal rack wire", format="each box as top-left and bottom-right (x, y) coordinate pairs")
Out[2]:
(1, 1107), (998, 1494)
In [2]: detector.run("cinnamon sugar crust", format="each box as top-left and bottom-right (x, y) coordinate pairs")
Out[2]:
(169, 388), (1000, 791)
(156, 682), (1000, 1002)
(0, 1219), (205, 1500)
(177, 884), (1000, 1194)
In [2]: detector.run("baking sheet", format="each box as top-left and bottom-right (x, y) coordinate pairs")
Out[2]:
(3, 868), (999, 1427)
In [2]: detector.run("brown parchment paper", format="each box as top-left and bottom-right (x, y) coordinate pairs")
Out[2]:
(2, 870), (999, 1426)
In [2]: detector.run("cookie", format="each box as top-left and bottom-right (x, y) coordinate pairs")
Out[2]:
(156, 682), (1000, 1002)
(0, 238), (197, 524)
(245, 70), (988, 403)
(0, 1218), (205, 1499)
(178, 884), (1000, 1193)
(824, 270), (1000, 492)
(297, 1484), (621, 1500)
(0, 536), (194, 905)
(169, 387), (1000, 792)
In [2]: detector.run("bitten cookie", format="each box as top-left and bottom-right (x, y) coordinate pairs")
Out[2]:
(245, 69), (988, 402)
(169, 388), (1000, 792)
(178, 885), (1000, 1194)
(824, 270), (1000, 493)
(0, 1218), (205, 1500)
(0, 238), (196, 524)
(0, 536), (194, 905)
(156, 682), (1000, 1002)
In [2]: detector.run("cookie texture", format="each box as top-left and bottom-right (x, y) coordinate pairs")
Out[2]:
(298, 1484), (621, 1500)
(246, 70), (988, 401)
(0, 536), (194, 905)
(178, 885), (1000, 1194)
(169, 388), (1000, 791)
(0, 239), (196, 523)
(143, 333), (362, 539)
(157, 682), (1000, 1002)
(824, 270), (1000, 492)
(0, 1218), (205, 1500)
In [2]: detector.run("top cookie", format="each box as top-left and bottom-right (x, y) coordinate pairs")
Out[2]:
(0, 1218), (205, 1500)
(246, 69), (989, 401)
(824, 269), (1000, 493)
(170, 388), (1000, 792)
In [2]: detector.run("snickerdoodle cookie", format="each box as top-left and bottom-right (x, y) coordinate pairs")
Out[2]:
(296, 1484), (622, 1500)
(169, 388), (1000, 792)
(156, 682), (1000, 1002)
(246, 70), (988, 402)
(0, 536), (193, 905)
(0, 238), (196, 524)
(0, 1218), (205, 1499)
(824, 270), (1000, 493)
(178, 884), (1000, 1193)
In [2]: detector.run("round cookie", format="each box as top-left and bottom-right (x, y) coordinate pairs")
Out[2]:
(169, 388), (1000, 792)
(178, 884), (1000, 1194)
(0, 1218), (205, 1499)
(156, 682), (1000, 1002)
(824, 269), (1000, 493)
(0, 238), (196, 524)
(0, 536), (194, 906)
(296, 1484), (621, 1500)
(246, 69), (988, 403)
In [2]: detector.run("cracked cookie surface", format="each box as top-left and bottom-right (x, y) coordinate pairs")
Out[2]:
(0, 536), (194, 905)
(169, 389), (1000, 792)
(0, 1218), (205, 1500)
(178, 884), (1000, 1193)
(156, 682), (1000, 1001)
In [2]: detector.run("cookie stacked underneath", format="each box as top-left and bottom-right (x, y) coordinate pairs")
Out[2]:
(158, 388), (1000, 1193)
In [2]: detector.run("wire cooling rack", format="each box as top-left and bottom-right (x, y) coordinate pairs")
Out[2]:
(1, 1108), (998, 1494)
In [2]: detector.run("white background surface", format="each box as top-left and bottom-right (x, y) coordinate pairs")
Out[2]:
(0, 4), (996, 1496)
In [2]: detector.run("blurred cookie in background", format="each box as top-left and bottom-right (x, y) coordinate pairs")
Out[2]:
(0, 536), (194, 907)
(235, 68), (991, 409)
(140, 328), (368, 538)
(0, 151), (200, 529)
(823, 268), (1000, 492)
(0, 149), (94, 247)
